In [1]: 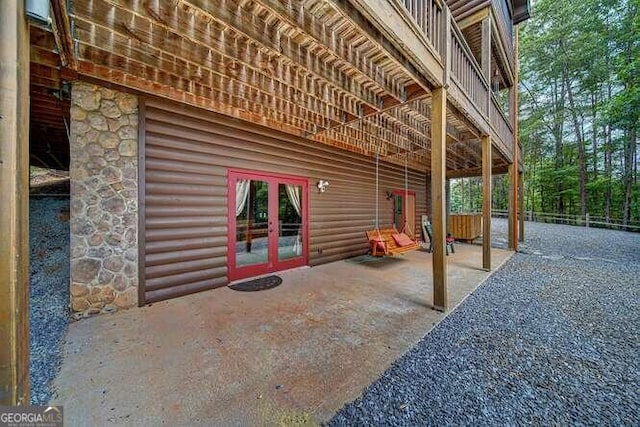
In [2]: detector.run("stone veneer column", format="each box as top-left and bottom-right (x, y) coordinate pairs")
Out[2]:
(69, 82), (139, 316)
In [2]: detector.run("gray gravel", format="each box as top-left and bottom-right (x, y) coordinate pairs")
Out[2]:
(29, 197), (70, 405)
(329, 219), (640, 425)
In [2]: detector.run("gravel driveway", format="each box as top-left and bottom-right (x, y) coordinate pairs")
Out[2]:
(29, 196), (70, 405)
(329, 219), (640, 425)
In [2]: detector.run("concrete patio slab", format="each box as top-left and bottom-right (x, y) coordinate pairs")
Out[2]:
(52, 244), (512, 426)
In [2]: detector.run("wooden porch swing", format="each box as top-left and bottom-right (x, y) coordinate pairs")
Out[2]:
(365, 154), (421, 256)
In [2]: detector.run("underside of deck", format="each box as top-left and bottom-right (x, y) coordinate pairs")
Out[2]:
(29, 0), (521, 177)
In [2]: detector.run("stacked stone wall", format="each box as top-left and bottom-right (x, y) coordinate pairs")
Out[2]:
(69, 82), (139, 316)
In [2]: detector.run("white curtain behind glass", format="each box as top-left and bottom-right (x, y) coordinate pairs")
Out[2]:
(236, 179), (250, 217)
(285, 184), (302, 255)
(285, 184), (301, 216)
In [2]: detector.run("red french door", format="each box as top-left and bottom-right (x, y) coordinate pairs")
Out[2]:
(227, 170), (309, 281)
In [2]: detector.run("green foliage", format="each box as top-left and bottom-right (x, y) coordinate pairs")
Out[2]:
(518, 0), (639, 224)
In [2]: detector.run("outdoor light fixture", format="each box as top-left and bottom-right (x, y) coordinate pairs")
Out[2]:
(317, 180), (329, 193)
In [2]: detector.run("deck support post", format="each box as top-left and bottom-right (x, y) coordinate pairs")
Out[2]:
(508, 27), (520, 250)
(515, 26), (523, 244)
(431, 87), (447, 312)
(508, 164), (517, 249)
(0, 0), (30, 405)
(482, 135), (492, 270)
(519, 172), (524, 242)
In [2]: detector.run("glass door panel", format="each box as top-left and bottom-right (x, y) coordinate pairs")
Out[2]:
(235, 179), (270, 267)
(394, 194), (403, 229)
(278, 183), (303, 261)
(229, 170), (308, 281)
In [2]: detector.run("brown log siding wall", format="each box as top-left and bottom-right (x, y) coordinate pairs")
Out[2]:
(142, 98), (427, 303)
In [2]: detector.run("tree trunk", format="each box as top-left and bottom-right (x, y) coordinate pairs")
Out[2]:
(604, 82), (613, 222)
(623, 126), (636, 228)
(634, 127), (638, 224)
(563, 66), (587, 218)
(553, 77), (567, 216)
(590, 91), (599, 214)
(591, 93), (599, 183)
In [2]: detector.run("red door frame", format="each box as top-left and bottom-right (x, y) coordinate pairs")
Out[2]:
(227, 169), (309, 281)
(391, 189), (416, 232)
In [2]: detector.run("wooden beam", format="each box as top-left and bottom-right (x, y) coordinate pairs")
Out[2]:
(29, 24), (57, 51)
(446, 164), (509, 179)
(508, 163), (516, 249)
(451, 0), (487, 21)
(509, 27), (520, 250)
(443, 7), (452, 88)
(431, 86), (447, 312)
(29, 44), (61, 68)
(519, 171), (524, 242)
(0, 0), (30, 405)
(457, 8), (490, 30)
(50, 0), (77, 69)
(482, 135), (492, 270)
(481, 16), (492, 84)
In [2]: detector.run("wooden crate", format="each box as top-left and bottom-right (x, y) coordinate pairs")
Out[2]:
(448, 214), (482, 241)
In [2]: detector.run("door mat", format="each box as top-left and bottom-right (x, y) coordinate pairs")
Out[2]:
(228, 275), (283, 292)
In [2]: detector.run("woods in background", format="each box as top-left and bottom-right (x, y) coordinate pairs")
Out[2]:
(519, 0), (639, 226)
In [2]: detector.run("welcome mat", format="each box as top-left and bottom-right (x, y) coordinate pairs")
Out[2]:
(228, 275), (283, 292)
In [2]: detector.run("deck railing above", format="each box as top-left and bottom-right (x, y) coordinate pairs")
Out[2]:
(398, 0), (445, 60)
(450, 23), (490, 118)
(489, 94), (513, 153)
(391, 0), (516, 161)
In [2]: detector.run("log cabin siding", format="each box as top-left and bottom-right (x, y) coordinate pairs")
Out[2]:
(142, 97), (427, 303)
(142, 99), (426, 303)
